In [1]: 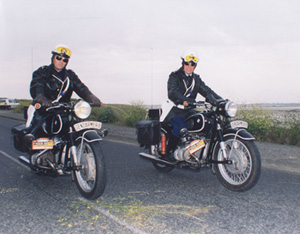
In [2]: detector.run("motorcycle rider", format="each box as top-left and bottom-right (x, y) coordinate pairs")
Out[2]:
(166, 49), (223, 139)
(25, 45), (101, 141)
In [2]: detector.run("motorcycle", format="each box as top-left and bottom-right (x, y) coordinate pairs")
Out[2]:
(136, 100), (261, 192)
(12, 100), (108, 200)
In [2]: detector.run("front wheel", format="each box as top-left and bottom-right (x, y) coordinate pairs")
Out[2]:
(73, 140), (107, 199)
(213, 136), (261, 192)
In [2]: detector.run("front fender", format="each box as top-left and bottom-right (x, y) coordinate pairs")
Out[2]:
(223, 128), (255, 141)
(76, 130), (102, 143)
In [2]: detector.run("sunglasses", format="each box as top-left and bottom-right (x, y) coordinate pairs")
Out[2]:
(184, 61), (196, 66)
(56, 56), (69, 63)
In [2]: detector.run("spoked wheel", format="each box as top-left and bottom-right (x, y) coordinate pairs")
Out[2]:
(213, 135), (261, 192)
(73, 141), (107, 199)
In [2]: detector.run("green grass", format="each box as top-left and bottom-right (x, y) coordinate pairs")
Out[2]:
(89, 103), (147, 127)
(14, 99), (147, 128)
(236, 106), (300, 146)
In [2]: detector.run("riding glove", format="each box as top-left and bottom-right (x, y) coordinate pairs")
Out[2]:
(32, 94), (52, 108)
(85, 94), (102, 107)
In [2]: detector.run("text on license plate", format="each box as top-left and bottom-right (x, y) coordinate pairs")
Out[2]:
(230, 120), (248, 129)
(73, 121), (102, 132)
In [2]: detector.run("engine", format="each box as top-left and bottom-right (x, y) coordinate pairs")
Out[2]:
(173, 138), (206, 162)
(36, 151), (55, 166)
(31, 136), (63, 166)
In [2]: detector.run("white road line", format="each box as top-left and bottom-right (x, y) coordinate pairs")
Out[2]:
(106, 138), (137, 146)
(78, 197), (148, 234)
(0, 150), (30, 170)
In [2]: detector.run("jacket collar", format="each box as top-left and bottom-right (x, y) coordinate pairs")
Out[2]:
(49, 64), (67, 81)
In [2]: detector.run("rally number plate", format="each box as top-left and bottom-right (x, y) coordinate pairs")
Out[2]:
(187, 139), (205, 155)
(73, 121), (102, 132)
(32, 138), (54, 150)
(230, 120), (248, 129)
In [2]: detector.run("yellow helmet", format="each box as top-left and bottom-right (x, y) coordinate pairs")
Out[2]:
(52, 45), (72, 58)
(181, 49), (199, 63)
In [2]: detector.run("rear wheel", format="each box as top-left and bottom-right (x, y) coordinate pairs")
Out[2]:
(73, 141), (107, 199)
(213, 136), (261, 192)
(152, 161), (174, 172)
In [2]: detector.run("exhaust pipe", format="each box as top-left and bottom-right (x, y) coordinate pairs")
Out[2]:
(139, 152), (175, 166)
(18, 155), (52, 172)
(19, 156), (31, 166)
(18, 156), (37, 171)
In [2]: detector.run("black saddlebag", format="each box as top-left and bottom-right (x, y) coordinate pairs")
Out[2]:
(136, 120), (161, 145)
(148, 109), (161, 120)
(11, 124), (30, 152)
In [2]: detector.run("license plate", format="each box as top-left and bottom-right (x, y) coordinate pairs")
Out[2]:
(73, 121), (102, 132)
(230, 120), (248, 129)
(187, 139), (205, 155)
(32, 138), (54, 150)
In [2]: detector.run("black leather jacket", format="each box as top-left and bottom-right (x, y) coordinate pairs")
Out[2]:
(168, 67), (223, 106)
(30, 64), (96, 104)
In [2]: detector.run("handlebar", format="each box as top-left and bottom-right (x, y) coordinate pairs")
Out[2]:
(47, 102), (76, 111)
(183, 101), (208, 108)
(183, 99), (227, 108)
(34, 102), (72, 112)
(35, 100), (95, 112)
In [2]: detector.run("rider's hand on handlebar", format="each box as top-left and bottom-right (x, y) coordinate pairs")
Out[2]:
(183, 100), (197, 108)
(183, 101), (190, 107)
(205, 94), (225, 107)
(85, 94), (102, 107)
(33, 94), (53, 109)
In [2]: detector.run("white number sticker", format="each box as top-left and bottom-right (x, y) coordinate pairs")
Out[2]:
(230, 120), (248, 129)
(73, 121), (102, 132)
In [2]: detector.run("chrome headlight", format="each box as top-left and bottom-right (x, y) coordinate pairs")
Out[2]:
(225, 101), (237, 117)
(74, 100), (92, 119)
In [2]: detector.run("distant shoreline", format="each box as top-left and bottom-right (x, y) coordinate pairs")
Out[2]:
(145, 103), (300, 112)
(13, 99), (300, 112)
(239, 103), (300, 112)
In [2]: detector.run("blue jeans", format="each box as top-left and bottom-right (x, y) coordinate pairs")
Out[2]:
(168, 116), (187, 137)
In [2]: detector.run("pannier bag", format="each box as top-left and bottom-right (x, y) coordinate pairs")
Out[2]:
(136, 120), (161, 145)
(11, 124), (30, 152)
(148, 109), (161, 120)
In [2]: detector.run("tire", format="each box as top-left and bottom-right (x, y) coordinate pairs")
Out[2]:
(213, 135), (261, 192)
(73, 141), (107, 200)
(151, 129), (175, 173)
(152, 161), (174, 172)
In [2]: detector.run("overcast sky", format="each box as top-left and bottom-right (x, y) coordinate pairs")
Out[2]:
(1, 0), (300, 105)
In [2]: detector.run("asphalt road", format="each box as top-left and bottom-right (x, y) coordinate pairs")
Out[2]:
(0, 115), (300, 233)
